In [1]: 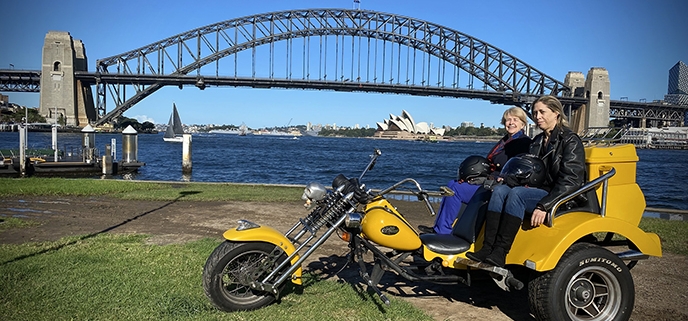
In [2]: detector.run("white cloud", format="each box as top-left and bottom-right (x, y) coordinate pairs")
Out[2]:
(133, 115), (156, 124)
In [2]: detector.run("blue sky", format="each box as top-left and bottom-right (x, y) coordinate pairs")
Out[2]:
(1, 0), (686, 129)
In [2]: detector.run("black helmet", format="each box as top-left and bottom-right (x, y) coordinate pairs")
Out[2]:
(332, 174), (350, 190)
(500, 154), (546, 188)
(458, 155), (491, 181)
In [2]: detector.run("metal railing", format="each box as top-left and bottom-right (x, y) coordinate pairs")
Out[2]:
(546, 168), (616, 227)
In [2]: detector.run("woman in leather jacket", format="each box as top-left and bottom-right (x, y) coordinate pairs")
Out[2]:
(466, 95), (586, 267)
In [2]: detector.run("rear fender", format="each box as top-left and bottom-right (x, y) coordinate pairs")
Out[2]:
(223, 225), (303, 285)
(508, 212), (662, 272)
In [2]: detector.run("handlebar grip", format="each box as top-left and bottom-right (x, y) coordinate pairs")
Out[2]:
(439, 186), (455, 197)
(506, 276), (523, 291)
(419, 192), (436, 216)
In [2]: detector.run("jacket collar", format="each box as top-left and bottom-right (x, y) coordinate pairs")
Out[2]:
(540, 126), (563, 159)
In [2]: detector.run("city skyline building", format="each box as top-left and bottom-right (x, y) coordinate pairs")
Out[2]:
(665, 60), (688, 106)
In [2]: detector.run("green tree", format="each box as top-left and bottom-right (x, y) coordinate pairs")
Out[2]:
(115, 116), (142, 131)
(463, 126), (478, 136)
(476, 127), (497, 136)
(140, 121), (155, 133)
(58, 114), (66, 127)
(319, 128), (376, 137)
(1, 107), (46, 123)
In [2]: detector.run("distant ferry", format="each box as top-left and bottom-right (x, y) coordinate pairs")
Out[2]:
(253, 129), (303, 137)
(303, 130), (320, 137)
(209, 129), (244, 135)
(209, 123), (252, 136)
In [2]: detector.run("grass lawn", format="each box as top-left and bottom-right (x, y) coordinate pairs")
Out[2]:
(1, 177), (685, 320)
(0, 178), (431, 320)
(0, 234), (432, 321)
(0, 177), (303, 202)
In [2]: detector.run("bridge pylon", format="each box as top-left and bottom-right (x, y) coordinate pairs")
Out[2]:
(39, 31), (96, 127)
(584, 67), (611, 128)
(563, 68), (611, 133)
(565, 71), (586, 133)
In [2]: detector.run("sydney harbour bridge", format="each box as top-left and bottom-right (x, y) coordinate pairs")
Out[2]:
(1, 8), (686, 130)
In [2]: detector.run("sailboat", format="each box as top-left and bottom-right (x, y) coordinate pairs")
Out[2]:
(163, 103), (184, 142)
(238, 122), (251, 136)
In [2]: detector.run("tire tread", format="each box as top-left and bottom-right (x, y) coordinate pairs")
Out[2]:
(202, 241), (285, 312)
(528, 242), (633, 321)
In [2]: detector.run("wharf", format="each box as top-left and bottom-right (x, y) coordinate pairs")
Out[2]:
(2, 123), (146, 178)
(1, 157), (145, 177)
(619, 127), (688, 150)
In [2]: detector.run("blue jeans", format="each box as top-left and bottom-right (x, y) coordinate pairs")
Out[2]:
(488, 185), (548, 219)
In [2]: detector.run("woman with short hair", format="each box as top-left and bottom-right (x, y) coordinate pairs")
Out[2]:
(419, 106), (531, 234)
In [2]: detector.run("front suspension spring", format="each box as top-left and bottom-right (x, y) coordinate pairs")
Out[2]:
(305, 191), (354, 232)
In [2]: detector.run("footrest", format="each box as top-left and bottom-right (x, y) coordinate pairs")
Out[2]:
(455, 258), (522, 292)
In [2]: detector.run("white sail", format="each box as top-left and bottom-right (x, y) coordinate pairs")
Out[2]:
(163, 103), (184, 142)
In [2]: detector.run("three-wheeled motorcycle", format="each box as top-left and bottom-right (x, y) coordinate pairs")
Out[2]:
(202, 144), (662, 321)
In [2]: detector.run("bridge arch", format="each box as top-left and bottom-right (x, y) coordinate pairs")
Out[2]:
(94, 8), (569, 125)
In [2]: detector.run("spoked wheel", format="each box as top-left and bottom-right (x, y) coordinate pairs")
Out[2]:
(529, 243), (635, 321)
(203, 241), (288, 312)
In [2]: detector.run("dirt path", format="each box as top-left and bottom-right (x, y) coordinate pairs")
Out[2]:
(1, 196), (686, 320)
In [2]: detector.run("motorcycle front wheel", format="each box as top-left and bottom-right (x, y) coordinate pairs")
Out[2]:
(203, 241), (288, 312)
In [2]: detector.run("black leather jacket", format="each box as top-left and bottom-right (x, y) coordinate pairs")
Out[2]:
(529, 126), (586, 211)
(489, 133), (532, 174)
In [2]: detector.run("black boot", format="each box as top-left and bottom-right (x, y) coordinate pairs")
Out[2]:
(465, 211), (501, 262)
(485, 214), (522, 267)
(417, 225), (435, 234)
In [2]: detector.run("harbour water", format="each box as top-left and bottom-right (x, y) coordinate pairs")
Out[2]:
(1, 131), (686, 214)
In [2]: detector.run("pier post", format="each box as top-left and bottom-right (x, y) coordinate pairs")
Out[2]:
(102, 144), (113, 175)
(121, 125), (138, 163)
(81, 124), (96, 163)
(19, 124), (26, 176)
(182, 134), (192, 175)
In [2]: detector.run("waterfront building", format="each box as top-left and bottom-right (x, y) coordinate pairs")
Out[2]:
(620, 126), (688, 149)
(374, 110), (445, 139)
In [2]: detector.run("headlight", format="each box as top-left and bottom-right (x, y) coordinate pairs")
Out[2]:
(302, 182), (327, 201)
(236, 219), (260, 231)
(345, 212), (363, 229)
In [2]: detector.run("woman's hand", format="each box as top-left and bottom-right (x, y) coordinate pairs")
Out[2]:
(531, 208), (547, 227)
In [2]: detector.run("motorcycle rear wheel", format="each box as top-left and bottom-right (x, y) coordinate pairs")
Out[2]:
(528, 243), (634, 321)
(203, 241), (288, 312)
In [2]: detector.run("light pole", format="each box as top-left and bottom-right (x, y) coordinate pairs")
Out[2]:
(19, 114), (26, 176)
(24, 106), (28, 145)
(53, 106), (58, 161)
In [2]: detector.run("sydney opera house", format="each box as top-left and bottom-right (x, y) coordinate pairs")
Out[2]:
(374, 110), (446, 139)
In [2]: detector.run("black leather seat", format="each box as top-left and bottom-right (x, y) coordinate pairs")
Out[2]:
(522, 184), (601, 229)
(556, 188), (601, 215)
(419, 187), (491, 254)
